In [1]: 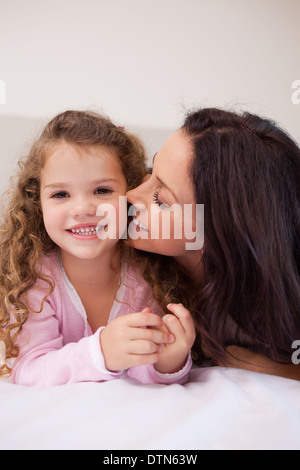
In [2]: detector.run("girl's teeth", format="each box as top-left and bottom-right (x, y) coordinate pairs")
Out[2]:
(71, 226), (97, 235)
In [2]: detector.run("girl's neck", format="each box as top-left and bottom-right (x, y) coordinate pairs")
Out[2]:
(60, 247), (121, 291)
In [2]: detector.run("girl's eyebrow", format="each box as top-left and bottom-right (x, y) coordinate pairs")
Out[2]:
(43, 178), (121, 189)
(43, 183), (68, 189)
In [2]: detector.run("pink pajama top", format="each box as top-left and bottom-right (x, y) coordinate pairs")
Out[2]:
(11, 250), (192, 387)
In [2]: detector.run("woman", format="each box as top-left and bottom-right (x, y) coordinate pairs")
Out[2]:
(127, 107), (300, 380)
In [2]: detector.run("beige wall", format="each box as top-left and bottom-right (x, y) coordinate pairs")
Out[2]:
(0, 0), (299, 194)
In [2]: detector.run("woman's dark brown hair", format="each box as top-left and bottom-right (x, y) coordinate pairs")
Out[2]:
(182, 108), (300, 365)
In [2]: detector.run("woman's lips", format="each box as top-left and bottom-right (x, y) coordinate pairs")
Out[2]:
(132, 217), (148, 232)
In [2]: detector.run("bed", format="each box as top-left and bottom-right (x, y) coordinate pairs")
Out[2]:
(0, 365), (299, 450)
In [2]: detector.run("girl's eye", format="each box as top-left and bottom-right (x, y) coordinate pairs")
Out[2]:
(52, 191), (69, 199)
(95, 187), (113, 195)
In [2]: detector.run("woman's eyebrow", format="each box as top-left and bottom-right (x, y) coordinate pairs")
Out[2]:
(155, 175), (178, 202)
(152, 153), (178, 201)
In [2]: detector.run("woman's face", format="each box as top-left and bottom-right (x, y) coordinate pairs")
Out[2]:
(126, 129), (203, 261)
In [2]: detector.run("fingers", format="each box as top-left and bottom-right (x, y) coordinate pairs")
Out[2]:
(166, 303), (195, 338)
(126, 311), (163, 328)
(162, 313), (185, 339)
(108, 311), (174, 343)
(163, 304), (196, 341)
(129, 340), (162, 355)
(130, 324), (174, 344)
(166, 302), (190, 320)
(125, 311), (174, 343)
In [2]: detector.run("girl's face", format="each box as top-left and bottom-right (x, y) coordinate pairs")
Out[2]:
(126, 129), (202, 262)
(40, 141), (127, 264)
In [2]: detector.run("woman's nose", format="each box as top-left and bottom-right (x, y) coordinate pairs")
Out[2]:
(126, 181), (147, 206)
(126, 187), (137, 205)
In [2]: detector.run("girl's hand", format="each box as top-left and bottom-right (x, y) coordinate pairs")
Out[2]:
(154, 303), (196, 374)
(100, 309), (175, 372)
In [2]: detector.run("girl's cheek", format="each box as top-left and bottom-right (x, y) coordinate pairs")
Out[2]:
(96, 197), (128, 240)
(116, 200), (128, 238)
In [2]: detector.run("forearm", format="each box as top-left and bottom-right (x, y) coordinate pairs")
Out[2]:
(12, 328), (121, 387)
(127, 352), (192, 385)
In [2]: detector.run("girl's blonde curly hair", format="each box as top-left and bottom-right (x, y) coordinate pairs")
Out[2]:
(0, 109), (147, 376)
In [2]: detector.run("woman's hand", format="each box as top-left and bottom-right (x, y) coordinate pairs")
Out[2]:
(100, 309), (175, 372)
(154, 303), (196, 374)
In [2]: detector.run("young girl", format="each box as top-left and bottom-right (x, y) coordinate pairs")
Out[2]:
(0, 110), (195, 387)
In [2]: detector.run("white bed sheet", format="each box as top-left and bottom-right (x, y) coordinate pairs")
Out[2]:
(0, 366), (299, 450)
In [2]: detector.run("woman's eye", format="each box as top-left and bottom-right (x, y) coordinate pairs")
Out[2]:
(153, 192), (168, 209)
(52, 191), (69, 199)
(95, 187), (113, 195)
(153, 191), (162, 206)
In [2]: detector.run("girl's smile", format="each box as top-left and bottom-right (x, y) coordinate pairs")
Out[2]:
(66, 223), (107, 239)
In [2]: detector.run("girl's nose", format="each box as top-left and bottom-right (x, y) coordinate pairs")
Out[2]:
(71, 197), (97, 218)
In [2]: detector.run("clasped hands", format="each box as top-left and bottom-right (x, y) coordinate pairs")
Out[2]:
(100, 304), (196, 374)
